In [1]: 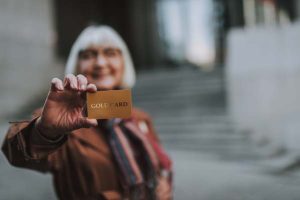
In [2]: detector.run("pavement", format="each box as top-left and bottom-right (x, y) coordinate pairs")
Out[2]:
(171, 149), (300, 200)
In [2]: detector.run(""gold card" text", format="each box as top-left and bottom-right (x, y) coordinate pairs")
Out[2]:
(86, 89), (132, 119)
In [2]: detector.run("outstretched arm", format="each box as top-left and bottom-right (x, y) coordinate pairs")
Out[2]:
(2, 74), (98, 172)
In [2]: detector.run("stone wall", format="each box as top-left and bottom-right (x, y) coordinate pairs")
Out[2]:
(0, 0), (63, 121)
(0, 1), (62, 199)
(226, 22), (300, 154)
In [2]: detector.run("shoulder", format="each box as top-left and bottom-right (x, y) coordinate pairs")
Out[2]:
(127, 107), (161, 141)
(130, 107), (153, 122)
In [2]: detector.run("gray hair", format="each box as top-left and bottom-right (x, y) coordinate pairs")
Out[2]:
(65, 25), (136, 88)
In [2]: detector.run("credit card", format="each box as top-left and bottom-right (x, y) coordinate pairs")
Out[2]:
(86, 89), (132, 119)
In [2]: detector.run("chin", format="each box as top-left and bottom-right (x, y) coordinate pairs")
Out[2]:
(96, 86), (113, 90)
(95, 83), (116, 90)
(93, 79), (115, 90)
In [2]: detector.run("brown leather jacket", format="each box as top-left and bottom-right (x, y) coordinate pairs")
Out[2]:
(2, 107), (172, 200)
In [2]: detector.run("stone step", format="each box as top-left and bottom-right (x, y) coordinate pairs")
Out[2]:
(135, 103), (225, 111)
(132, 68), (261, 160)
(133, 89), (223, 102)
(155, 124), (234, 135)
(132, 88), (224, 104)
(135, 92), (225, 102)
(134, 83), (224, 96)
(162, 139), (248, 151)
(163, 142), (262, 161)
(136, 106), (226, 116)
(134, 78), (223, 91)
(153, 114), (232, 126)
(136, 67), (223, 82)
(153, 119), (233, 128)
(134, 102), (225, 112)
(159, 130), (244, 141)
(134, 105), (225, 114)
(163, 140), (252, 153)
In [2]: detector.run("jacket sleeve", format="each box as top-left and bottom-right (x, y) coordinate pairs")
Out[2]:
(1, 109), (68, 173)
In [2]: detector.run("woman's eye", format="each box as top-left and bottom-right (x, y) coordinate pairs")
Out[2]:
(106, 51), (116, 57)
(104, 49), (119, 57)
(79, 51), (97, 60)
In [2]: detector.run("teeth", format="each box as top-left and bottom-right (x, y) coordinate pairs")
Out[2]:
(91, 73), (109, 78)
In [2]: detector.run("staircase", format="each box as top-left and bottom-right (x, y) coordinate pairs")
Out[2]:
(132, 67), (259, 161)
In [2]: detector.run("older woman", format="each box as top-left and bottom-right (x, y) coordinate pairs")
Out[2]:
(2, 26), (172, 200)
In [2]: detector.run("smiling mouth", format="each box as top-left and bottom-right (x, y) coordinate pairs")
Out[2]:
(91, 72), (110, 79)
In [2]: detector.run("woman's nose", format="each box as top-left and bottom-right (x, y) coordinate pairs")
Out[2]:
(95, 55), (108, 68)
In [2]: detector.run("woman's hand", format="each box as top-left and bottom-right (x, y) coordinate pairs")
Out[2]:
(156, 175), (173, 200)
(35, 74), (98, 139)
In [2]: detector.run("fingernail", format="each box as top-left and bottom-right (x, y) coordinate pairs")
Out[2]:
(72, 83), (77, 89)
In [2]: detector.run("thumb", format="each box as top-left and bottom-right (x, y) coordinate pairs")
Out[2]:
(77, 117), (98, 128)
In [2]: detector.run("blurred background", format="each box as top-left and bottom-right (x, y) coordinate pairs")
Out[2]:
(1, 0), (300, 199)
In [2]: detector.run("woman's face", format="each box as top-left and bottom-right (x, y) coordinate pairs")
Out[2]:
(77, 44), (125, 90)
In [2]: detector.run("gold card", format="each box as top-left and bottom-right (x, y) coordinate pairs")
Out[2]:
(86, 89), (132, 119)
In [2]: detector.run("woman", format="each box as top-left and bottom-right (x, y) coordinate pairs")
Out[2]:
(2, 26), (172, 200)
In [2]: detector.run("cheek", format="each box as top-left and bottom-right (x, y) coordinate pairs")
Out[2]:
(79, 60), (94, 72)
(110, 58), (124, 77)
(111, 59), (122, 70)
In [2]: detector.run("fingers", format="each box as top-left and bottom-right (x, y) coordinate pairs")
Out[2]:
(76, 117), (98, 128)
(156, 177), (173, 200)
(85, 118), (98, 127)
(64, 74), (78, 90)
(63, 74), (97, 93)
(51, 74), (97, 97)
(51, 78), (64, 91)
(86, 83), (97, 93)
(77, 74), (88, 91)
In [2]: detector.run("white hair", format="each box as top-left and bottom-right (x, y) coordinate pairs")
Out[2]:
(65, 25), (136, 88)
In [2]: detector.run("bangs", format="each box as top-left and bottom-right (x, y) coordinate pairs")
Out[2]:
(78, 28), (123, 51)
